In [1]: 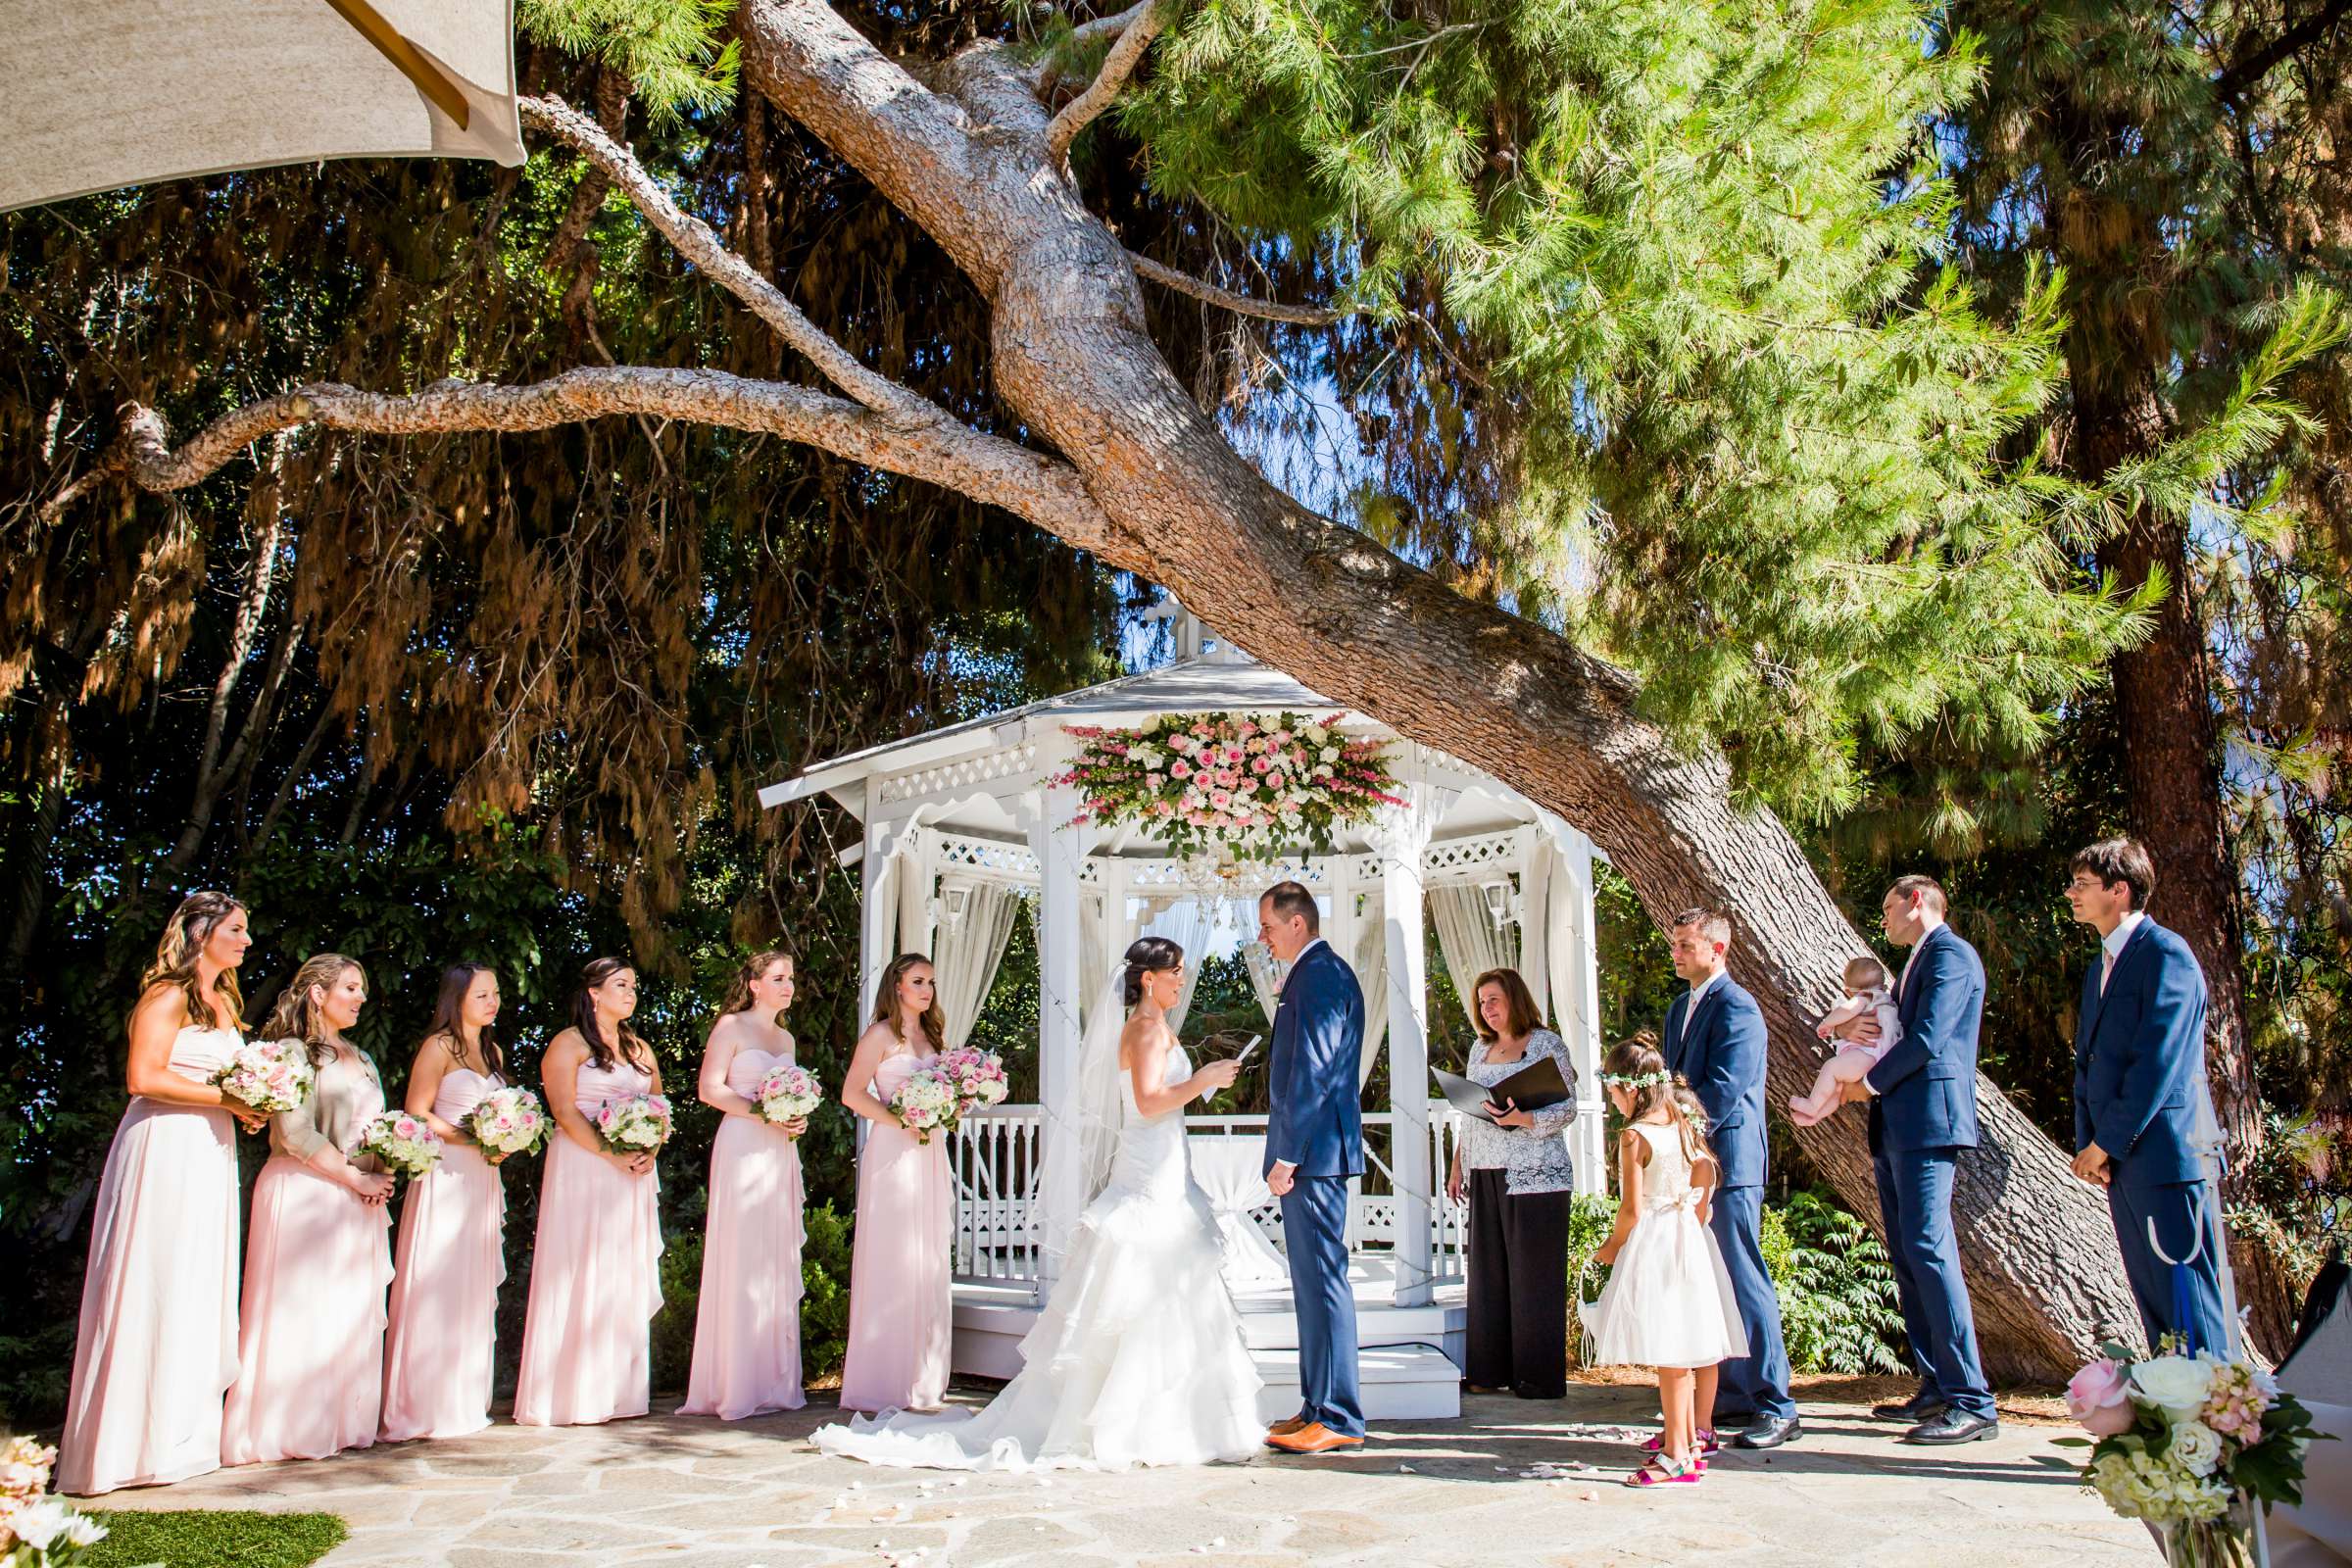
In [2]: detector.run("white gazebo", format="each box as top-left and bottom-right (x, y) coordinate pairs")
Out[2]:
(760, 615), (1607, 1420)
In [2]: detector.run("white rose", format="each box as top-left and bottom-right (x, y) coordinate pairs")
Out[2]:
(1305, 725), (1328, 744)
(1319, 745), (1340, 762)
(2132, 1354), (2221, 1425)
(2168, 1420), (2223, 1477)
(1129, 745), (1160, 768)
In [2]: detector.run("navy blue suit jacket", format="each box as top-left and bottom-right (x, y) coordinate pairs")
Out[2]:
(1264, 940), (1366, 1180)
(1865, 922), (1984, 1155)
(2075, 917), (2209, 1188)
(1662, 973), (1768, 1191)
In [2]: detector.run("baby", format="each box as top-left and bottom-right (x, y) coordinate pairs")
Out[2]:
(1787, 955), (1902, 1127)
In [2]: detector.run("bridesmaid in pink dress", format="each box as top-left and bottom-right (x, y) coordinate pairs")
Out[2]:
(514, 957), (666, 1427)
(59, 893), (265, 1495)
(680, 950), (810, 1418)
(836, 954), (954, 1415)
(223, 954), (397, 1465)
(380, 963), (510, 1442)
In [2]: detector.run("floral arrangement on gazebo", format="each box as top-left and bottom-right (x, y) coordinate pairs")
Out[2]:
(1052, 710), (1402, 861)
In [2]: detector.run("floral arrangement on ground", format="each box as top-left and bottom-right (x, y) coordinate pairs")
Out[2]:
(1054, 710), (1401, 861)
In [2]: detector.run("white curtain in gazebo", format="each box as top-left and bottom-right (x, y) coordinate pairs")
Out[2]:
(1240, 912), (1285, 1025)
(1078, 888), (1107, 1027)
(1353, 893), (1391, 1088)
(935, 878), (1024, 1048)
(1431, 882), (1521, 1029)
(1142, 899), (1215, 1031)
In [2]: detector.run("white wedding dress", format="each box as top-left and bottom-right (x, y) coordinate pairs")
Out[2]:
(811, 1036), (1264, 1471)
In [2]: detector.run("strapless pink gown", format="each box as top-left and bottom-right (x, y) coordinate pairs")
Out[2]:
(58, 1024), (243, 1495)
(380, 1068), (507, 1442)
(223, 1057), (395, 1466)
(513, 1059), (663, 1427)
(837, 1050), (952, 1414)
(680, 1048), (808, 1418)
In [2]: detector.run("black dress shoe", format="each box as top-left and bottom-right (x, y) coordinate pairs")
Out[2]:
(1872, 1393), (1947, 1423)
(1903, 1410), (1999, 1445)
(1733, 1414), (1802, 1449)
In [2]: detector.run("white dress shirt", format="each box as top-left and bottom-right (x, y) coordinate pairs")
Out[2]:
(2100, 910), (2145, 993)
(1898, 911), (1947, 1000)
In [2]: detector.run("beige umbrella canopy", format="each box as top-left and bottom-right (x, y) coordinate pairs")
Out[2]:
(0, 0), (524, 213)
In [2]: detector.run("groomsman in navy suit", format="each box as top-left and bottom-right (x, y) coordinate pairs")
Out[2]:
(2065, 838), (2230, 1355)
(1661, 908), (1798, 1449)
(1860, 875), (1998, 1444)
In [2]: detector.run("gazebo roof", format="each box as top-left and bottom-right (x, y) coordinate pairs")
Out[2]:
(759, 653), (1367, 816)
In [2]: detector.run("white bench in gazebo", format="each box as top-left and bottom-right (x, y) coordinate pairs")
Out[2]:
(760, 615), (1607, 1421)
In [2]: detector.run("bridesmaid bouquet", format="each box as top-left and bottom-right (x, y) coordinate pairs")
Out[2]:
(887, 1067), (959, 1144)
(467, 1085), (550, 1158)
(2057, 1343), (2319, 1566)
(211, 1037), (314, 1114)
(1, 1435), (109, 1564)
(753, 1062), (822, 1127)
(356, 1109), (444, 1177)
(935, 1044), (1009, 1118)
(595, 1092), (673, 1153)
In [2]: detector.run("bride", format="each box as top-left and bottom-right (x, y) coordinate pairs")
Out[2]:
(811, 935), (1264, 1470)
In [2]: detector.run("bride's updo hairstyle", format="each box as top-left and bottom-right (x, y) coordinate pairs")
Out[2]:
(1122, 936), (1186, 1008)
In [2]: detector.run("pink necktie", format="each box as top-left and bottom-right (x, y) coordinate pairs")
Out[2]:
(2100, 952), (2114, 994)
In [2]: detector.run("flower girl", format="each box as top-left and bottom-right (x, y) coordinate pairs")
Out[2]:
(1580, 1038), (1748, 1487)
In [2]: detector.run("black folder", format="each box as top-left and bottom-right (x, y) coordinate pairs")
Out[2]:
(1431, 1054), (1573, 1120)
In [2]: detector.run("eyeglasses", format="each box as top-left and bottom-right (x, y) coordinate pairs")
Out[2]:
(2064, 875), (2106, 893)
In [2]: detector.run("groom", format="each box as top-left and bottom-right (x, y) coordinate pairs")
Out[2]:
(1259, 881), (1367, 1454)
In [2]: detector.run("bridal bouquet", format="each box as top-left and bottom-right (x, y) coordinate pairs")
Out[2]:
(887, 1067), (958, 1145)
(935, 1045), (1008, 1119)
(467, 1086), (550, 1159)
(753, 1061), (822, 1127)
(2058, 1343), (2320, 1566)
(595, 1092), (673, 1153)
(211, 1037), (314, 1114)
(355, 1109), (443, 1178)
(1, 1436), (109, 1565)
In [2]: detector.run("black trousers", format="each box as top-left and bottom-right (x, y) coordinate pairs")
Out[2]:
(1465, 1168), (1571, 1398)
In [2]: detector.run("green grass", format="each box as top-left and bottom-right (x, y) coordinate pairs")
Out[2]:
(80, 1509), (345, 1568)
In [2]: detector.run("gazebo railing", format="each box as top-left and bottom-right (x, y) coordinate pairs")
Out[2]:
(948, 1102), (1471, 1290)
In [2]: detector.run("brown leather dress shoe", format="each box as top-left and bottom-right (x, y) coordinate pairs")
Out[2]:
(1266, 1422), (1365, 1454)
(1266, 1416), (1312, 1440)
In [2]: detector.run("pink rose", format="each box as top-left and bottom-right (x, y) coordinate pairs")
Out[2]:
(2067, 1357), (2136, 1436)
(1171, 760), (1192, 778)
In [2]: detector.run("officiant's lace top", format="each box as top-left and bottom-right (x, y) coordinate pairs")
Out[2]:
(1461, 1029), (1578, 1195)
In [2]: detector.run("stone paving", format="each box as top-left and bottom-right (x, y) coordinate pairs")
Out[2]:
(98, 1384), (2154, 1567)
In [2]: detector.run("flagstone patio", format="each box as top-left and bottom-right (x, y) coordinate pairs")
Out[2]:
(92, 1381), (2154, 1568)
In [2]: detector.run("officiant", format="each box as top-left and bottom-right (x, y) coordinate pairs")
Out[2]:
(1444, 967), (1580, 1400)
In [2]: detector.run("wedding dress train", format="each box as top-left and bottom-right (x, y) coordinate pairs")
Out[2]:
(812, 1039), (1263, 1471)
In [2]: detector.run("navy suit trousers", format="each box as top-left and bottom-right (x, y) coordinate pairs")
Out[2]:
(1707, 1186), (1794, 1422)
(2107, 1179), (2230, 1357)
(1872, 1147), (1994, 1420)
(1281, 1174), (1363, 1438)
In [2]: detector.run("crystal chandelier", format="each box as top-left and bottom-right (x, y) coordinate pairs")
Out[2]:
(1172, 847), (1293, 905)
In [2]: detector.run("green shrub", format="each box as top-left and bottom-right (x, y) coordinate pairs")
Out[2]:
(1767, 1190), (1907, 1375)
(646, 1200), (856, 1394)
(84, 1509), (345, 1568)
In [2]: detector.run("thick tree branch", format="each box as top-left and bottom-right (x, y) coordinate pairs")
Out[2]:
(2215, 0), (2352, 105)
(519, 95), (945, 431)
(1128, 251), (1348, 325)
(1046, 0), (1171, 161)
(38, 368), (1118, 553)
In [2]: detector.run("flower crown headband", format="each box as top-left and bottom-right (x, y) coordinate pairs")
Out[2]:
(1600, 1069), (1671, 1089)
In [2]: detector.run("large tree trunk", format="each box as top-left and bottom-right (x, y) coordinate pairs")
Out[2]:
(740, 1), (2141, 1378)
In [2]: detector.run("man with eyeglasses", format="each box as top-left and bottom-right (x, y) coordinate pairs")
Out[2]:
(2064, 837), (2230, 1355)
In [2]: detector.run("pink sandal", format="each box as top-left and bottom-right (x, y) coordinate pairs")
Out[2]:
(1642, 1429), (1719, 1457)
(1624, 1455), (1703, 1488)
